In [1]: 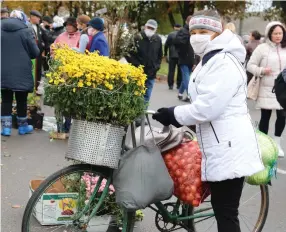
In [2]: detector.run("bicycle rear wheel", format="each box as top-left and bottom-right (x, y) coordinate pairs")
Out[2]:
(192, 184), (269, 232)
(22, 164), (134, 232)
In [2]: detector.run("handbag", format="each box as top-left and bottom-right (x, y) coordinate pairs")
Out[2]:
(247, 75), (260, 100)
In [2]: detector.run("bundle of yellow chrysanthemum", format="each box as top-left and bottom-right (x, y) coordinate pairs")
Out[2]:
(44, 46), (147, 126)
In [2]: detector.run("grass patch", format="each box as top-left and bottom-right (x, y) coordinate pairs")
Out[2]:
(158, 60), (168, 76)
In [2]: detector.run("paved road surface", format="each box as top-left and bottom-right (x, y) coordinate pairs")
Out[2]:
(2, 81), (286, 232)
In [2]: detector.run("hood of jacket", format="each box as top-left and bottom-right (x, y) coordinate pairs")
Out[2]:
(264, 21), (284, 46)
(203, 29), (246, 63)
(1, 18), (28, 32)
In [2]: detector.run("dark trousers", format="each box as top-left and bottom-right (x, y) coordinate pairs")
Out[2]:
(1, 89), (28, 117)
(209, 177), (244, 232)
(168, 58), (182, 88)
(259, 109), (286, 136)
(35, 56), (42, 90)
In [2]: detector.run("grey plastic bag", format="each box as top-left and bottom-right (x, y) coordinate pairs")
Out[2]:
(113, 117), (174, 210)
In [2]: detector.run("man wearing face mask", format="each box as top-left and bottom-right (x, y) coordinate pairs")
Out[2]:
(88, 17), (109, 56)
(126, 19), (163, 104)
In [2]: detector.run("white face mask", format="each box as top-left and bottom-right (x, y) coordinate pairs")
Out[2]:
(190, 34), (213, 56)
(145, 29), (155, 38)
(88, 28), (95, 36)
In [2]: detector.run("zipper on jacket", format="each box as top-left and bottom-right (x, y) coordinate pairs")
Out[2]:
(210, 122), (220, 144)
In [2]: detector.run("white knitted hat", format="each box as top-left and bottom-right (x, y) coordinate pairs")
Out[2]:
(189, 15), (223, 33)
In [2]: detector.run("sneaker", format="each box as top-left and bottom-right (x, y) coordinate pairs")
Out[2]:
(178, 94), (183, 100)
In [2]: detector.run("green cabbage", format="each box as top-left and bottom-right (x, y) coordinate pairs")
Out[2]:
(246, 130), (278, 185)
(256, 130), (278, 167)
(246, 166), (271, 185)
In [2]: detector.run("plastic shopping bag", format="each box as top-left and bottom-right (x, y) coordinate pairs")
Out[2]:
(113, 125), (174, 210)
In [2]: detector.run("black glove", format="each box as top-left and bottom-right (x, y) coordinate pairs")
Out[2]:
(152, 107), (182, 128)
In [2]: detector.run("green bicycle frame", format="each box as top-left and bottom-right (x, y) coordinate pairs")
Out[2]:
(153, 200), (215, 223)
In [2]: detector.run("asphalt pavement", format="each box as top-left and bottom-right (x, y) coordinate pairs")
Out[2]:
(1, 81), (286, 232)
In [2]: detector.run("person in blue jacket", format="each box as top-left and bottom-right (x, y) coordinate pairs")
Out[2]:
(88, 17), (109, 56)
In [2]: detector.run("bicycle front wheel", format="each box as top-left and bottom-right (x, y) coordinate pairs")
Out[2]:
(22, 164), (134, 232)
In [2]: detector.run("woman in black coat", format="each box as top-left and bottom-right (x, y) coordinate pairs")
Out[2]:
(1, 11), (40, 136)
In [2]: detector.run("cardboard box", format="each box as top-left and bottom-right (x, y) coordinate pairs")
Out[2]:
(29, 180), (78, 225)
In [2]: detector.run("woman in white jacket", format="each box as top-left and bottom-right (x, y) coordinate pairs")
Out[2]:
(247, 21), (286, 158)
(153, 10), (264, 232)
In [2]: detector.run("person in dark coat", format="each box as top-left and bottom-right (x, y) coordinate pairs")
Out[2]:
(88, 17), (109, 56)
(164, 23), (182, 90)
(29, 10), (49, 91)
(41, 16), (54, 72)
(1, 13), (40, 136)
(174, 16), (195, 102)
(126, 19), (163, 104)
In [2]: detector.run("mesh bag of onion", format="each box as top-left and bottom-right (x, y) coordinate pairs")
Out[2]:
(163, 139), (210, 207)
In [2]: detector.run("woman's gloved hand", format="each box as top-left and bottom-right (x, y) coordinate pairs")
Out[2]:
(152, 107), (182, 128)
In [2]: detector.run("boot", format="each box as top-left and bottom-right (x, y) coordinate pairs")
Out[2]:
(1, 116), (12, 136)
(17, 117), (33, 135)
(274, 136), (285, 158)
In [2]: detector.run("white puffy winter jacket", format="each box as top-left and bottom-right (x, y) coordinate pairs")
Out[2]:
(174, 30), (264, 182)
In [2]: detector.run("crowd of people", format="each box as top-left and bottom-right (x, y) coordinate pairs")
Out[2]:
(1, 5), (286, 232)
(1, 8), (109, 135)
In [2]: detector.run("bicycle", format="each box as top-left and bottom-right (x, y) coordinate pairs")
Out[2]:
(22, 111), (269, 232)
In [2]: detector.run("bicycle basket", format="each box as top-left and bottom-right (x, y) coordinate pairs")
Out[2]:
(66, 120), (125, 169)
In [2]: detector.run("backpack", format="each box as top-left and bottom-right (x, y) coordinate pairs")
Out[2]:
(273, 72), (286, 109)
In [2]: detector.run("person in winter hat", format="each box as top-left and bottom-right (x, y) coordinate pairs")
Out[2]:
(247, 21), (286, 158)
(88, 17), (109, 56)
(53, 17), (81, 48)
(1, 10), (40, 136)
(153, 10), (264, 232)
(125, 19), (162, 104)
